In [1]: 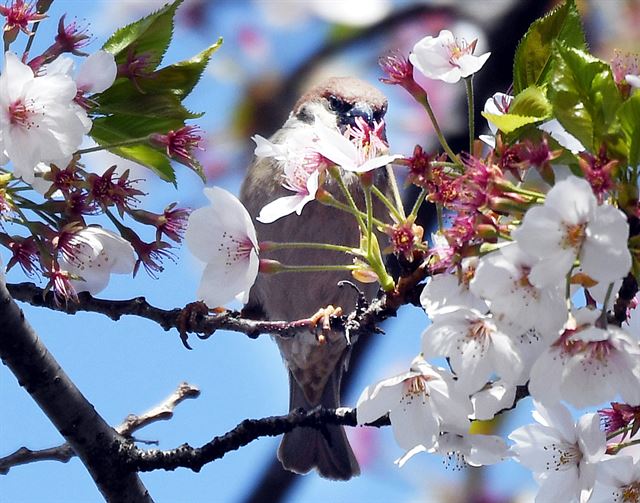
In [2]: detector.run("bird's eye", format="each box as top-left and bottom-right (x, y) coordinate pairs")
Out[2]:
(327, 95), (352, 114)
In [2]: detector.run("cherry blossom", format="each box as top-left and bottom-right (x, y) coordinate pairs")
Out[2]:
(512, 175), (631, 288)
(590, 456), (640, 503)
(509, 401), (606, 503)
(0, 52), (90, 180)
(479, 92), (513, 147)
(538, 119), (585, 154)
(356, 357), (471, 455)
(313, 116), (401, 173)
(529, 309), (640, 408)
(57, 226), (136, 294)
(409, 30), (491, 84)
(470, 243), (568, 339)
(252, 129), (325, 223)
(422, 308), (523, 393)
(470, 380), (517, 421)
(185, 187), (259, 307)
(420, 270), (487, 318)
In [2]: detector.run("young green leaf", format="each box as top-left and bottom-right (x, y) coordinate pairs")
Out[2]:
(512, 0), (586, 94)
(618, 94), (640, 167)
(548, 44), (623, 154)
(509, 86), (552, 118)
(482, 112), (542, 134)
(102, 0), (183, 71)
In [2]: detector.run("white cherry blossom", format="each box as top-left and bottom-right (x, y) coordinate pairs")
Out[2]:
(422, 308), (523, 393)
(470, 380), (517, 420)
(0, 52), (90, 180)
(479, 92), (513, 147)
(470, 243), (568, 339)
(509, 401), (606, 503)
(409, 30), (491, 84)
(591, 456), (640, 503)
(512, 175), (631, 288)
(529, 309), (640, 408)
(185, 187), (259, 307)
(420, 271), (488, 319)
(539, 119), (585, 154)
(313, 116), (401, 173)
(59, 227), (135, 294)
(356, 357), (471, 454)
(252, 130), (324, 223)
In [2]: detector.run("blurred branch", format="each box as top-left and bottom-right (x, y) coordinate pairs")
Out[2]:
(125, 406), (390, 473)
(0, 382), (200, 474)
(0, 281), (151, 502)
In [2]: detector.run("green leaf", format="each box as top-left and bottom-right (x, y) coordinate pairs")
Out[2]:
(509, 86), (552, 118)
(102, 0), (183, 71)
(618, 94), (640, 167)
(89, 115), (183, 183)
(512, 0), (586, 94)
(95, 90), (200, 120)
(134, 39), (222, 99)
(548, 44), (623, 153)
(482, 112), (543, 134)
(94, 40), (221, 120)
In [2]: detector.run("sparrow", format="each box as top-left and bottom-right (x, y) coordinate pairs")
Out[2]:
(240, 77), (389, 480)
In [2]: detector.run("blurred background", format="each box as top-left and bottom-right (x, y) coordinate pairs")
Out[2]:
(1, 0), (639, 502)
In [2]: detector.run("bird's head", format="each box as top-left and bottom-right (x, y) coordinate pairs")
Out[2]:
(291, 76), (388, 139)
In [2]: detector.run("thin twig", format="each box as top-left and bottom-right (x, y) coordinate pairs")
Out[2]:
(0, 382), (200, 474)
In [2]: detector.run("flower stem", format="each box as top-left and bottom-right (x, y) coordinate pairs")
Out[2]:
(371, 184), (403, 222)
(364, 186), (374, 256)
(260, 241), (361, 255)
(328, 167), (366, 232)
(464, 76), (475, 153)
(417, 95), (461, 165)
(409, 188), (427, 219)
(317, 190), (386, 227)
(385, 164), (405, 218)
(276, 264), (360, 274)
(76, 137), (151, 155)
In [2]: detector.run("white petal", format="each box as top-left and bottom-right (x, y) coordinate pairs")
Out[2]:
(76, 51), (117, 93)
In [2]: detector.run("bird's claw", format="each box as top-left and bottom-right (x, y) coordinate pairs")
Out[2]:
(309, 305), (343, 344)
(177, 300), (217, 349)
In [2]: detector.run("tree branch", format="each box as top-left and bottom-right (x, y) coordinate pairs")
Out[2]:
(7, 261), (426, 345)
(0, 281), (152, 502)
(0, 382), (200, 474)
(123, 406), (390, 473)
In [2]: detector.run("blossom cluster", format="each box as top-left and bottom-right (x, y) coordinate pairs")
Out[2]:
(0, 1), (207, 301)
(184, 4), (640, 499)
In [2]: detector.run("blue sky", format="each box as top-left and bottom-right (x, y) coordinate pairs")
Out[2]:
(0, 1), (561, 501)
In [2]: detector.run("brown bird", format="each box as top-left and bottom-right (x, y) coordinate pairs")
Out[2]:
(240, 77), (389, 480)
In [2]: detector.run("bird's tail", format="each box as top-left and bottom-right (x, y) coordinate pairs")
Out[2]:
(277, 366), (360, 480)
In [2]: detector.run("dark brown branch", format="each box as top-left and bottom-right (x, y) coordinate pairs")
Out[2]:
(124, 406), (389, 473)
(0, 382), (200, 475)
(0, 281), (152, 502)
(7, 264), (426, 344)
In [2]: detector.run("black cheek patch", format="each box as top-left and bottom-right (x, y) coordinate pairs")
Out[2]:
(295, 107), (314, 124)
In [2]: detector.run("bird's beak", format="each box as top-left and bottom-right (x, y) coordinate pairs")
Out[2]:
(339, 101), (374, 131)
(337, 102), (388, 143)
